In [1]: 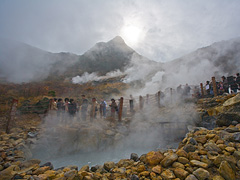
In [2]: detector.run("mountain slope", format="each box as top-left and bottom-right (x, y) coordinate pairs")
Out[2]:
(157, 37), (240, 88)
(0, 36), (156, 83)
(0, 38), (79, 83)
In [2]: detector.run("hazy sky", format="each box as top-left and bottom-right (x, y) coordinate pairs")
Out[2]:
(1, 0), (240, 62)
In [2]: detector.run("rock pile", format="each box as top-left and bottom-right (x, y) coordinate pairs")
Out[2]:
(1, 123), (240, 179)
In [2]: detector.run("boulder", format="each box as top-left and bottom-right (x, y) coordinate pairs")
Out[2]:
(151, 165), (162, 174)
(146, 151), (164, 166)
(103, 161), (115, 171)
(161, 169), (175, 179)
(219, 161), (235, 180)
(190, 160), (208, 169)
(204, 142), (221, 153)
(161, 153), (178, 167)
(216, 113), (240, 127)
(183, 144), (196, 153)
(130, 153), (139, 162)
(185, 174), (198, 180)
(178, 157), (189, 164)
(192, 168), (210, 180)
(174, 167), (189, 179)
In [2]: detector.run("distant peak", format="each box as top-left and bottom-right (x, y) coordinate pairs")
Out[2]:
(109, 36), (125, 44)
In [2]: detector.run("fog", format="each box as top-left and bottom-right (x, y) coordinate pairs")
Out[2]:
(30, 92), (198, 169)
(1, 0), (240, 62)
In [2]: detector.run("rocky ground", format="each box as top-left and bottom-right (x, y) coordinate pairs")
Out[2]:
(1, 93), (240, 180)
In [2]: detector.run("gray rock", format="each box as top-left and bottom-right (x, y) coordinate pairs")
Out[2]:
(193, 168), (210, 180)
(232, 132), (240, 142)
(204, 143), (221, 153)
(233, 151), (240, 160)
(219, 161), (235, 180)
(185, 174), (198, 180)
(103, 161), (115, 171)
(225, 127), (239, 133)
(91, 165), (100, 172)
(183, 144), (196, 153)
(130, 153), (139, 162)
(189, 138), (198, 145)
(131, 174), (139, 180)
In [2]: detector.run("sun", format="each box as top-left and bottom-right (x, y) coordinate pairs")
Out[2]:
(120, 25), (142, 46)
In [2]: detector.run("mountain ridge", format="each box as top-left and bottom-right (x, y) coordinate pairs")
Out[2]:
(1, 36), (240, 86)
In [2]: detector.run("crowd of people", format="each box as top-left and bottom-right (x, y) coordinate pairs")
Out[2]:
(204, 73), (240, 96)
(49, 95), (121, 122)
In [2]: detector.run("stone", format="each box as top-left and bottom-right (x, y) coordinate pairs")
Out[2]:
(195, 136), (207, 144)
(130, 174), (139, 180)
(172, 162), (185, 169)
(174, 167), (189, 179)
(136, 164), (145, 173)
(225, 127), (240, 133)
(193, 168), (210, 180)
(219, 161), (235, 180)
(32, 166), (50, 175)
(152, 165), (162, 174)
(118, 159), (134, 167)
(112, 167), (125, 174)
(130, 153), (139, 162)
(216, 113), (240, 127)
(183, 144), (196, 153)
(20, 159), (41, 168)
(185, 174), (198, 180)
(176, 149), (188, 158)
(232, 132), (240, 142)
(188, 138), (198, 145)
(216, 139), (224, 144)
(79, 165), (89, 172)
(225, 147), (236, 153)
(40, 162), (54, 170)
(139, 154), (147, 164)
(204, 143), (222, 153)
(161, 153), (178, 167)
(161, 169), (175, 179)
(0, 165), (19, 180)
(64, 169), (78, 179)
(188, 152), (200, 161)
(146, 151), (164, 166)
(139, 171), (150, 177)
(212, 175), (225, 180)
(178, 157), (189, 164)
(44, 170), (57, 178)
(190, 160), (208, 169)
(91, 165), (100, 172)
(103, 161), (115, 171)
(237, 160), (240, 168)
(213, 155), (236, 167)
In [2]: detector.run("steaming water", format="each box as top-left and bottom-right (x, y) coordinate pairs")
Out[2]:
(32, 133), (180, 169)
(31, 103), (197, 169)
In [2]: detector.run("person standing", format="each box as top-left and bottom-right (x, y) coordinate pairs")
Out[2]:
(57, 98), (64, 121)
(109, 99), (118, 121)
(90, 98), (98, 121)
(100, 99), (107, 118)
(68, 99), (77, 117)
(81, 95), (88, 121)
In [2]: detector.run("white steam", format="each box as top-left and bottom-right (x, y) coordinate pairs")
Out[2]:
(72, 70), (125, 84)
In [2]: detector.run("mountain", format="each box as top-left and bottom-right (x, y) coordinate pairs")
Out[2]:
(159, 37), (240, 87)
(1, 36), (240, 89)
(0, 38), (79, 83)
(0, 36), (156, 83)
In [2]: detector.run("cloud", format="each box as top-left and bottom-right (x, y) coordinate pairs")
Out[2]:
(1, 0), (240, 62)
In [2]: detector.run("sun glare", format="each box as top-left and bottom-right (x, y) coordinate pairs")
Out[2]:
(121, 25), (142, 46)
